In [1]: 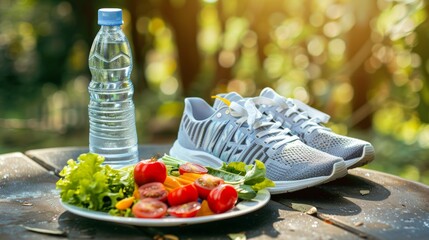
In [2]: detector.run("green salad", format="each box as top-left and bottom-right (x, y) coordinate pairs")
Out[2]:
(56, 153), (275, 215)
(56, 153), (135, 212)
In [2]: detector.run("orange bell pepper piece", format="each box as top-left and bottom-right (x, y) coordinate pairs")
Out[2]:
(196, 200), (214, 217)
(163, 175), (183, 190)
(115, 196), (135, 210)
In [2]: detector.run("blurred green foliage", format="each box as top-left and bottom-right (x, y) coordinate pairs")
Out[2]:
(1, 0), (429, 185)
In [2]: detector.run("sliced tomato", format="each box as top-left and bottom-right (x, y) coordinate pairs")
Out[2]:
(138, 182), (168, 202)
(179, 162), (208, 175)
(167, 183), (199, 206)
(194, 174), (225, 199)
(132, 198), (167, 218)
(134, 157), (167, 186)
(167, 201), (201, 218)
(207, 184), (238, 214)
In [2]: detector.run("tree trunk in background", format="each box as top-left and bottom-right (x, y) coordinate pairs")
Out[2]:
(126, 0), (147, 94)
(70, 0), (96, 50)
(213, 0), (231, 90)
(247, 1), (272, 68)
(214, 0), (279, 91)
(415, 4), (429, 123)
(160, 0), (201, 97)
(346, 1), (377, 129)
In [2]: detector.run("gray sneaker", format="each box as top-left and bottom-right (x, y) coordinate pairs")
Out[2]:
(170, 96), (347, 194)
(257, 87), (375, 169)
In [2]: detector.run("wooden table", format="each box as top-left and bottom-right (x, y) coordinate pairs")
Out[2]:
(1, 145), (428, 239)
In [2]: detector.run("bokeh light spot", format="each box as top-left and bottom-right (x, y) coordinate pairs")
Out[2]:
(218, 50), (236, 68)
(148, 18), (165, 35)
(293, 87), (309, 103)
(323, 21), (341, 38)
(328, 38), (345, 56)
(241, 31), (257, 48)
(312, 79), (328, 96)
(160, 77), (179, 95)
(326, 4), (344, 19)
(227, 79), (246, 94)
(333, 82), (354, 104)
(307, 36), (325, 56)
(294, 54), (309, 69)
(418, 126), (429, 149)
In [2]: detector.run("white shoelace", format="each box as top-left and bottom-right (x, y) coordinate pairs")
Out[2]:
(228, 99), (298, 150)
(253, 96), (330, 134)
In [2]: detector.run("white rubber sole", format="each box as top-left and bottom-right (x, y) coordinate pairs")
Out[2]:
(169, 140), (348, 195)
(268, 160), (347, 194)
(345, 144), (375, 169)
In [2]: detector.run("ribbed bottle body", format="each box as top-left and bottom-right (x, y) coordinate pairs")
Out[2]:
(88, 25), (138, 167)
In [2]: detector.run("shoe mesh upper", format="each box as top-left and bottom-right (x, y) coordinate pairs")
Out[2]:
(266, 140), (341, 180)
(176, 97), (342, 182)
(258, 87), (373, 163)
(304, 129), (366, 161)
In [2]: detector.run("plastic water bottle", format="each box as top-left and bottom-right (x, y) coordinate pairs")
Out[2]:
(88, 8), (138, 167)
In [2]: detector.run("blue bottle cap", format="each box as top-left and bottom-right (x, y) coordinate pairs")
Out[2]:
(98, 8), (123, 26)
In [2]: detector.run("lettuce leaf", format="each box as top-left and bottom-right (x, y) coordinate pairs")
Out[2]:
(236, 185), (257, 200)
(221, 160), (275, 188)
(108, 207), (134, 217)
(221, 162), (247, 175)
(219, 160), (275, 200)
(243, 160), (267, 185)
(252, 178), (275, 191)
(206, 167), (244, 183)
(56, 153), (134, 212)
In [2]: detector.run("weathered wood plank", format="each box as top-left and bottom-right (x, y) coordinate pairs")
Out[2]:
(148, 200), (359, 240)
(272, 168), (429, 240)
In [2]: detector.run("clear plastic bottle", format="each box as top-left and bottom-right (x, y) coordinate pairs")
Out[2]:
(88, 8), (138, 167)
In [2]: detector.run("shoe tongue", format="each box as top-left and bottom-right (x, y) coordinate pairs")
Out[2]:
(213, 92), (244, 109)
(260, 87), (279, 99)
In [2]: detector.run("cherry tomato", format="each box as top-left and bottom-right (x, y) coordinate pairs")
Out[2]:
(179, 162), (208, 175)
(167, 201), (201, 218)
(194, 174), (225, 199)
(207, 184), (238, 214)
(167, 183), (199, 206)
(134, 157), (167, 186)
(138, 182), (168, 202)
(132, 198), (167, 218)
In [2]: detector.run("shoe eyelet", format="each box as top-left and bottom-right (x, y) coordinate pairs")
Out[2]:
(225, 110), (230, 114)
(216, 113), (222, 118)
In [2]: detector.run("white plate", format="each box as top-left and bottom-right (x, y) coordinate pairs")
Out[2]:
(60, 189), (270, 227)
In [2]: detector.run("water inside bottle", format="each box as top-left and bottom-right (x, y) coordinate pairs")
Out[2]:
(88, 38), (139, 167)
